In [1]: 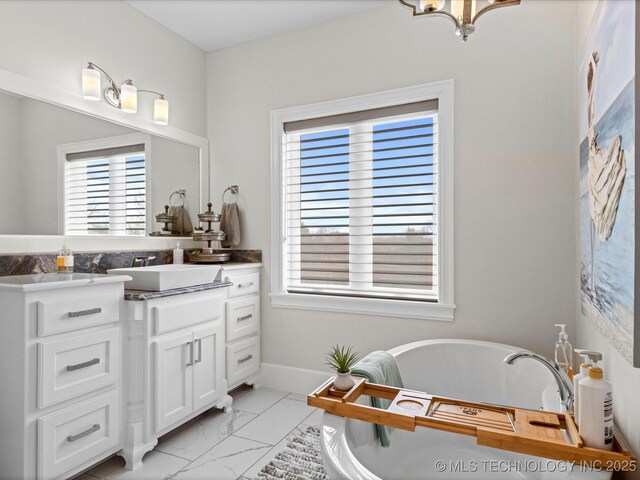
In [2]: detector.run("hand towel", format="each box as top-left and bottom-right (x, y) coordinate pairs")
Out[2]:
(351, 350), (404, 447)
(168, 205), (193, 235)
(220, 202), (241, 247)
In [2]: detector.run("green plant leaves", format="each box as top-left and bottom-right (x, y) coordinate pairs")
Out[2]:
(325, 344), (359, 374)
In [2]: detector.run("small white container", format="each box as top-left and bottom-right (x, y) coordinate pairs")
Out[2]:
(173, 241), (184, 264)
(579, 362), (613, 450)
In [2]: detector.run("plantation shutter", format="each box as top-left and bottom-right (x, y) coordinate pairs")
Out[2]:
(64, 144), (146, 236)
(283, 102), (438, 302)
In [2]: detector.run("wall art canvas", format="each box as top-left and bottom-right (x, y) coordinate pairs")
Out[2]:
(579, 0), (637, 366)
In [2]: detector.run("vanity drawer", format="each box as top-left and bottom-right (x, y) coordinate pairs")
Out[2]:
(226, 295), (260, 342)
(152, 290), (223, 335)
(225, 271), (260, 298)
(226, 335), (260, 386)
(38, 327), (119, 408)
(38, 390), (119, 480)
(37, 287), (119, 337)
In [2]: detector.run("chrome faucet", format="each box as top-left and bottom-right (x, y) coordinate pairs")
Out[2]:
(131, 255), (156, 267)
(504, 351), (574, 413)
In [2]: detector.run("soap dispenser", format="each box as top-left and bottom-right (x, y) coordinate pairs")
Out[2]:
(573, 349), (600, 429)
(554, 324), (573, 379)
(579, 355), (613, 450)
(173, 241), (184, 264)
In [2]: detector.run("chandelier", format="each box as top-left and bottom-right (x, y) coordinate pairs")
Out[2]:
(398, 0), (520, 42)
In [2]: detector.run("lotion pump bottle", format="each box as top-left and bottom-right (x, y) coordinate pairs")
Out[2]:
(579, 357), (613, 450)
(554, 324), (573, 379)
(573, 350), (600, 430)
(173, 241), (184, 264)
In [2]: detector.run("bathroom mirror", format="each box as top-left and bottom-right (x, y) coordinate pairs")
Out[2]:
(0, 88), (206, 237)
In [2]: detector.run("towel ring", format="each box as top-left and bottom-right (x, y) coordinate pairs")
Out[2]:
(222, 185), (239, 204)
(169, 190), (186, 207)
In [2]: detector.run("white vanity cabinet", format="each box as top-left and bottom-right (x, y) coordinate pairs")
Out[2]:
(121, 287), (228, 470)
(116, 262), (262, 471)
(221, 264), (262, 389)
(0, 274), (130, 480)
(153, 311), (224, 431)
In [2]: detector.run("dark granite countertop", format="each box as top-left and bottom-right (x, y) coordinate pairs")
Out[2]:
(124, 281), (233, 301)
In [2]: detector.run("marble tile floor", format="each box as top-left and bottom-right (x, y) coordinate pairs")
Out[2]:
(73, 387), (324, 480)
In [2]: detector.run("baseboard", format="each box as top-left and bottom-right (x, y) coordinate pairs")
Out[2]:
(259, 362), (329, 395)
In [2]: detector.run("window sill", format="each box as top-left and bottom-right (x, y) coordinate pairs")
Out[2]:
(270, 292), (455, 322)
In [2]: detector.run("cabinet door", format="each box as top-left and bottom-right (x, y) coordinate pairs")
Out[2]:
(154, 332), (193, 432)
(192, 323), (223, 411)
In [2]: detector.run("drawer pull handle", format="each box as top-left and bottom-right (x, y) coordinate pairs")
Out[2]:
(68, 307), (102, 318)
(238, 314), (253, 322)
(67, 358), (100, 371)
(186, 341), (194, 367)
(238, 282), (254, 289)
(238, 354), (253, 364)
(195, 338), (202, 363)
(67, 424), (100, 442)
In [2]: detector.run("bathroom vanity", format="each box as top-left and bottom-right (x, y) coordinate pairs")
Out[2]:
(0, 262), (261, 479)
(117, 262), (261, 471)
(0, 273), (131, 480)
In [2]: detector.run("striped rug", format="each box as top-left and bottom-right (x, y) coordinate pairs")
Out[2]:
(256, 425), (328, 480)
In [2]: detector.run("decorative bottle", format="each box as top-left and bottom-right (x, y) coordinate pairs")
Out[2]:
(57, 244), (74, 273)
(554, 324), (573, 379)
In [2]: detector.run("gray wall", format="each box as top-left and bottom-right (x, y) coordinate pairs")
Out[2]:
(207, 0), (577, 372)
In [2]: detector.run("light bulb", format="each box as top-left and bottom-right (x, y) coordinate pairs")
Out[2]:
(451, 0), (476, 20)
(419, 0), (445, 11)
(154, 97), (169, 125)
(120, 82), (137, 113)
(81, 68), (101, 101)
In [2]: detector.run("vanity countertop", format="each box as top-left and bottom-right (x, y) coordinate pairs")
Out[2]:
(124, 281), (233, 301)
(219, 262), (262, 271)
(0, 273), (132, 292)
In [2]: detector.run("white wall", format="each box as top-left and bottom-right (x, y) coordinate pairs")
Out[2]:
(576, 2), (640, 475)
(207, 1), (577, 373)
(0, 0), (207, 137)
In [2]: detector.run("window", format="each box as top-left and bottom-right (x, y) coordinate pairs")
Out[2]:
(63, 143), (146, 236)
(271, 82), (454, 320)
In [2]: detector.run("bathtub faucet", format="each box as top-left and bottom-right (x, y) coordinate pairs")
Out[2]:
(503, 352), (574, 414)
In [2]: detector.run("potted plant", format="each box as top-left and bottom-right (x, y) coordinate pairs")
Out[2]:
(325, 344), (359, 391)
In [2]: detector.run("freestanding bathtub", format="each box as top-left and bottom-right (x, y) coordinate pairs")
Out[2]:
(320, 339), (611, 480)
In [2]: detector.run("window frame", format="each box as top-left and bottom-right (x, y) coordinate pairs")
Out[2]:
(57, 133), (152, 236)
(270, 81), (455, 321)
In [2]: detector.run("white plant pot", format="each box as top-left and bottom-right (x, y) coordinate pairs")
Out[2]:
(334, 371), (356, 391)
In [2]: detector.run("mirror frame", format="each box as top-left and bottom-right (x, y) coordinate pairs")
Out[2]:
(0, 67), (209, 253)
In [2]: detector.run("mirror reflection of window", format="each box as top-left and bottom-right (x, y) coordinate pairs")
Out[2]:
(64, 144), (146, 236)
(0, 89), (204, 237)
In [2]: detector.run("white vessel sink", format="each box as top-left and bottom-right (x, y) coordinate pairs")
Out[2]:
(107, 264), (221, 291)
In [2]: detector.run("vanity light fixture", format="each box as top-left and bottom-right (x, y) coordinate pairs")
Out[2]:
(399, 0), (520, 42)
(81, 62), (169, 125)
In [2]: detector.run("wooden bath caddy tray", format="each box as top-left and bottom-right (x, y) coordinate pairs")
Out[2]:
(308, 378), (636, 471)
